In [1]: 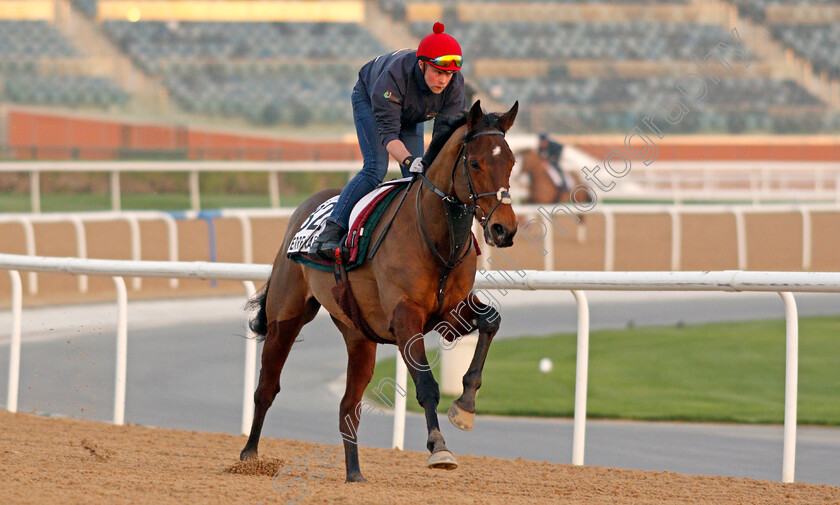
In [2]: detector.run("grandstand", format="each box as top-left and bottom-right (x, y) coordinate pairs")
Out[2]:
(101, 19), (384, 124)
(0, 17), (128, 109)
(0, 0), (838, 138)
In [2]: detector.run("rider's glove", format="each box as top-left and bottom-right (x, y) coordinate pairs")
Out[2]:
(402, 155), (424, 174)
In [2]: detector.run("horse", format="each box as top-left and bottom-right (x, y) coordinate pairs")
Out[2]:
(515, 148), (586, 204)
(240, 100), (520, 482)
(514, 148), (591, 242)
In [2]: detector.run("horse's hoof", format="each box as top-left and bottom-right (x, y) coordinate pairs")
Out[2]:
(427, 450), (458, 470)
(240, 448), (257, 461)
(448, 402), (475, 431)
(345, 472), (367, 483)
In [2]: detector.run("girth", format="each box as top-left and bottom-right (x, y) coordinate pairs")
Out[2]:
(331, 249), (391, 345)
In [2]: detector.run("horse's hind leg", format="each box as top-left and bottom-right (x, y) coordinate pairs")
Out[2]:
(330, 317), (377, 482)
(240, 295), (320, 461)
(391, 299), (458, 470)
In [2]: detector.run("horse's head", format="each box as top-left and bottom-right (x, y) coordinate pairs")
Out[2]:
(454, 100), (519, 247)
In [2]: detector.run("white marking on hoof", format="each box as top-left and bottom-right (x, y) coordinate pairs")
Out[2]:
(427, 450), (458, 470)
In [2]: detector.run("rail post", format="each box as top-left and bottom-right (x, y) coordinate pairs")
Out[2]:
(393, 356), (408, 450)
(6, 270), (22, 413)
(779, 291), (798, 483)
(571, 290), (590, 466)
(112, 276), (128, 425)
(242, 281), (257, 435)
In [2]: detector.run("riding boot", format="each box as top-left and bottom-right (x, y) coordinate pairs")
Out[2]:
(309, 220), (347, 260)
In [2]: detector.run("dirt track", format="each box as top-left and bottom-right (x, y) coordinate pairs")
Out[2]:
(1, 410), (838, 505)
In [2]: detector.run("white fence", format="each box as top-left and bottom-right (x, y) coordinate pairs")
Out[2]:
(3, 254), (840, 482)
(2, 160), (840, 214)
(0, 208), (294, 294)
(617, 161), (840, 205)
(0, 161), (363, 213)
(2, 202), (838, 297)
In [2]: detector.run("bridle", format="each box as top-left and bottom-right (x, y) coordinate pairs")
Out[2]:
(416, 128), (512, 267)
(457, 130), (513, 228)
(415, 127), (513, 311)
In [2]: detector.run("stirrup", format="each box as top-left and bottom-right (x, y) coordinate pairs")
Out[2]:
(310, 223), (345, 260)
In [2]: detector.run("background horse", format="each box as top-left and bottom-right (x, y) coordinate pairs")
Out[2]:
(515, 148), (588, 204)
(514, 148), (591, 242)
(241, 101), (519, 482)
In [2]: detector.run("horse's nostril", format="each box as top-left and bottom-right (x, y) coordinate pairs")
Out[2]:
(491, 223), (506, 239)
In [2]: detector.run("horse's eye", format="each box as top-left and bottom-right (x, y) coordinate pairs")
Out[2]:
(469, 159), (481, 170)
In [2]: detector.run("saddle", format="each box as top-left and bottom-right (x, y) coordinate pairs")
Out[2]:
(287, 178), (412, 272)
(544, 161), (569, 194)
(287, 177), (481, 345)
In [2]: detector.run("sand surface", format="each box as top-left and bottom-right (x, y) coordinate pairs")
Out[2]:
(2, 410), (839, 505)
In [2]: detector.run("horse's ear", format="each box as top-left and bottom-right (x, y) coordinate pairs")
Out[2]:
(498, 101), (519, 132)
(467, 100), (483, 131)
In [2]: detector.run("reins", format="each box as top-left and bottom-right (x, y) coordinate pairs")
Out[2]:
(416, 128), (512, 312)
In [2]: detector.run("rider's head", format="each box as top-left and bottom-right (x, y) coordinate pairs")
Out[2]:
(538, 133), (550, 152)
(417, 22), (462, 94)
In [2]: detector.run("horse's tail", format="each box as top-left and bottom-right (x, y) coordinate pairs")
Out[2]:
(247, 279), (270, 342)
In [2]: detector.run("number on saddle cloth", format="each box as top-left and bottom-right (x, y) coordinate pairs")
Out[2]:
(287, 179), (411, 271)
(286, 196), (339, 257)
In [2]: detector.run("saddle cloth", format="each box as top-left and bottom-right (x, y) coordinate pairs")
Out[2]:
(545, 161), (567, 191)
(287, 178), (411, 271)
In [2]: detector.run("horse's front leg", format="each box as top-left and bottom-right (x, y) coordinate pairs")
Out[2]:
(391, 299), (458, 470)
(448, 298), (500, 432)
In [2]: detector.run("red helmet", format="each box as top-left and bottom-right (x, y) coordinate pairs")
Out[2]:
(416, 22), (462, 72)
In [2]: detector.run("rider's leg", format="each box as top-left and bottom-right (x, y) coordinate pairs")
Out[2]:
(311, 88), (388, 257)
(556, 164), (570, 191)
(326, 88), (389, 230)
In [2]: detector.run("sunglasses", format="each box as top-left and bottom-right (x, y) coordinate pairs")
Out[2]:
(421, 54), (462, 69)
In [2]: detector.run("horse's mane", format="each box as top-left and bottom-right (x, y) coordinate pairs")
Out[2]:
(422, 110), (507, 168)
(422, 113), (466, 168)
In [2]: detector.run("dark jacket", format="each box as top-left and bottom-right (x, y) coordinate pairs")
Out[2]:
(539, 139), (564, 168)
(357, 49), (465, 147)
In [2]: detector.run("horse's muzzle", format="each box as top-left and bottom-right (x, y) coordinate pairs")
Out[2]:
(486, 222), (516, 248)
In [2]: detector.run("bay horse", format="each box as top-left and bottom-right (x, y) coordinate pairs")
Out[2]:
(241, 100), (520, 482)
(516, 148), (586, 204)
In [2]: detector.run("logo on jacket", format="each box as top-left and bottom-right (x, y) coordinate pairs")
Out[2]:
(383, 91), (392, 99)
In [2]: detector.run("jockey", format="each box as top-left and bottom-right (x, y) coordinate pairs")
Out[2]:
(537, 133), (569, 192)
(310, 22), (466, 259)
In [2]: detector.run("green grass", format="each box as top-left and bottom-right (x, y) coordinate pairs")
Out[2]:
(0, 170), (349, 212)
(367, 317), (840, 425)
(0, 192), (313, 213)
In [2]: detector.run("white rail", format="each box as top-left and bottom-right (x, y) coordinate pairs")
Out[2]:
(0, 211), (181, 293)
(2, 203), (837, 297)
(3, 160), (840, 214)
(0, 209), (294, 295)
(0, 161), (366, 213)
(3, 254), (840, 483)
(620, 161), (840, 205)
(514, 202), (840, 271)
(1, 253), (268, 439)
